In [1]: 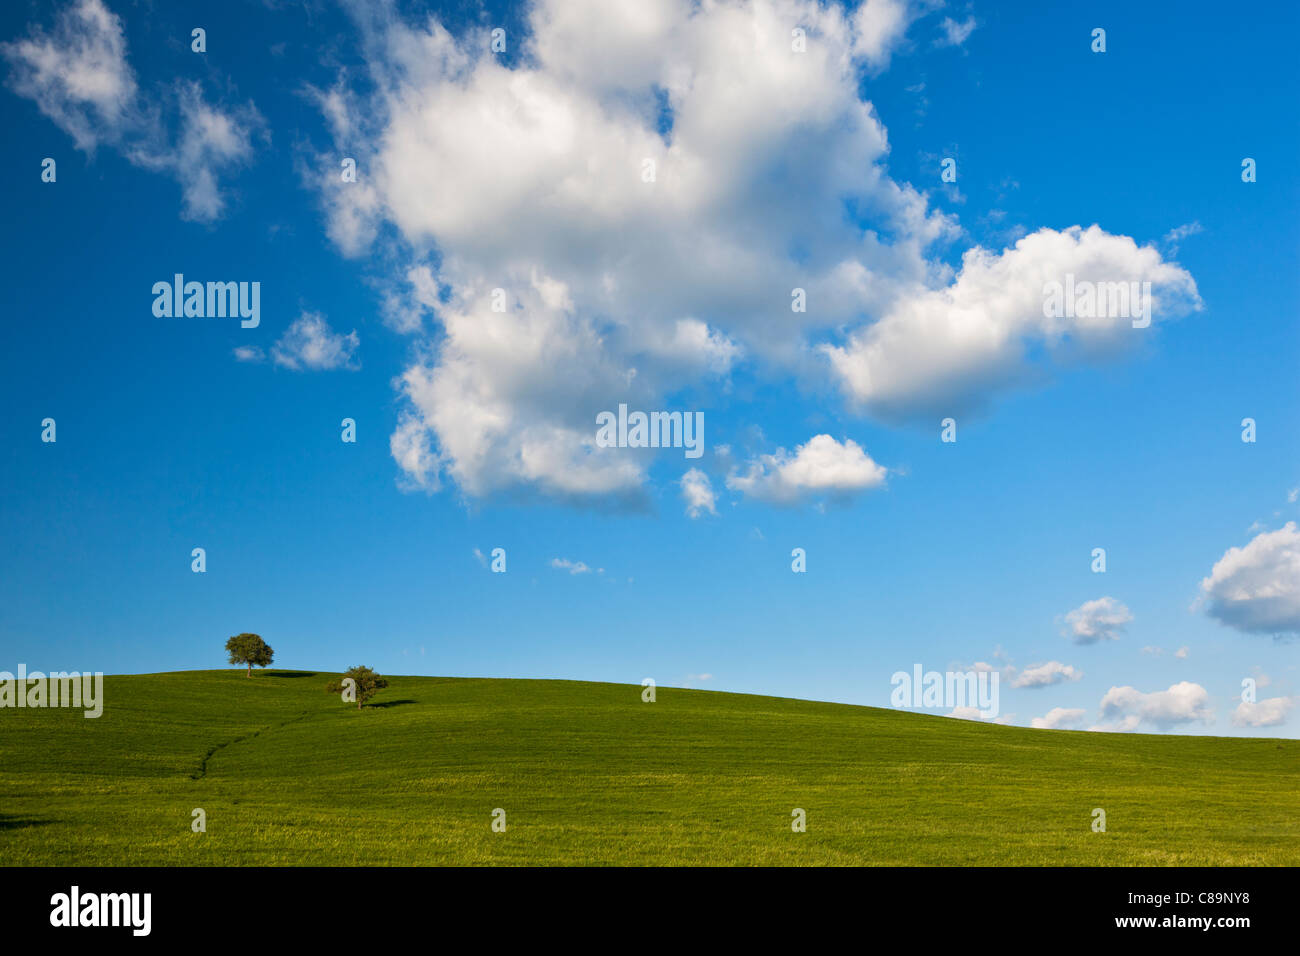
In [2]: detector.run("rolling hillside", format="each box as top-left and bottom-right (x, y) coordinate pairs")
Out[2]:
(1, 670), (1296, 865)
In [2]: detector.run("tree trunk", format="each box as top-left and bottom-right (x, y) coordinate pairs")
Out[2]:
(246, 663), (252, 677)
(357, 698), (362, 711)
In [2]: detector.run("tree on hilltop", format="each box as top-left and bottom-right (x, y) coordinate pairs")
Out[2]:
(327, 666), (390, 710)
(226, 633), (274, 677)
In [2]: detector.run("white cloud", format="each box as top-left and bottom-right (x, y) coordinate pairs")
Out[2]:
(822, 226), (1201, 421)
(852, 0), (921, 69)
(727, 434), (887, 504)
(1161, 220), (1203, 255)
(272, 312), (360, 371)
(1011, 661), (1083, 688)
(1198, 523), (1300, 635)
(680, 468), (717, 518)
(1094, 681), (1213, 732)
(1174, 645), (1189, 660)
(550, 557), (596, 574)
(1062, 596), (1132, 645)
(1031, 707), (1085, 729)
(232, 345), (264, 363)
(1060, 595), (1133, 647)
(1232, 696), (1293, 728)
(936, 16), (976, 48)
(308, 0), (1199, 505)
(1, 0), (134, 151)
(3, 0), (260, 222)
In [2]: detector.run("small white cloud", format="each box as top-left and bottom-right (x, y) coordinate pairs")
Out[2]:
(727, 434), (887, 505)
(1062, 596), (1133, 645)
(936, 16), (976, 48)
(472, 548), (486, 567)
(1198, 523), (1300, 635)
(550, 558), (591, 575)
(1011, 661), (1083, 688)
(232, 345), (264, 363)
(272, 311), (359, 371)
(1031, 707), (1086, 730)
(680, 468), (717, 518)
(1161, 220), (1203, 255)
(1174, 645), (1189, 660)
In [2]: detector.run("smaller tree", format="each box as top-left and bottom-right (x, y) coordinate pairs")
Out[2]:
(225, 633), (274, 677)
(327, 666), (390, 711)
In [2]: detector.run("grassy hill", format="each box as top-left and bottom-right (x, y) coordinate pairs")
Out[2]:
(1, 670), (1296, 865)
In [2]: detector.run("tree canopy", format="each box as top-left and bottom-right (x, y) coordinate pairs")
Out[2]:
(327, 666), (390, 710)
(225, 633), (274, 677)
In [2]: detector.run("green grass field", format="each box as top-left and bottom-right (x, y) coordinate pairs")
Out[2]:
(2, 670), (1296, 865)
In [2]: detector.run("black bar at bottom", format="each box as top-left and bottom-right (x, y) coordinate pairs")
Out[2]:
(4, 866), (1285, 941)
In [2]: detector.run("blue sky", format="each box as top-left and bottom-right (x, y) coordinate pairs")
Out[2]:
(1, 0), (1296, 736)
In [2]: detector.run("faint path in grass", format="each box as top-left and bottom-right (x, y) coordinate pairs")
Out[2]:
(190, 712), (314, 781)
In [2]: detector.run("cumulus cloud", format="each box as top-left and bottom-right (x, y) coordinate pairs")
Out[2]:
(232, 345), (264, 363)
(680, 468), (717, 518)
(822, 226), (1201, 421)
(3, 0), (260, 221)
(1093, 681), (1213, 732)
(1232, 696), (1294, 728)
(1062, 596), (1132, 645)
(1031, 707), (1085, 730)
(307, 0), (1199, 505)
(1011, 661), (1083, 688)
(852, 0), (921, 69)
(726, 434), (887, 504)
(272, 312), (359, 371)
(1198, 523), (1300, 635)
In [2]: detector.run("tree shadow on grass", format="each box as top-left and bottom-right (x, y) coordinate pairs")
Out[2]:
(264, 670), (319, 679)
(367, 699), (416, 709)
(0, 813), (49, 831)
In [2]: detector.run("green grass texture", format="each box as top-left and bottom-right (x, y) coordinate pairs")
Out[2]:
(2, 670), (1296, 865)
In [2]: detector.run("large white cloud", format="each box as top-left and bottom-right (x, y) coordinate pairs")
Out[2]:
(310, 0), (1198, 504)
(1231, 696), (1293, 728)
(822, 225), (1201, 420)
(3, 0), (260, 222)
(1199, 523), (1300, 635)
(1093, 681), (1213, 732)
